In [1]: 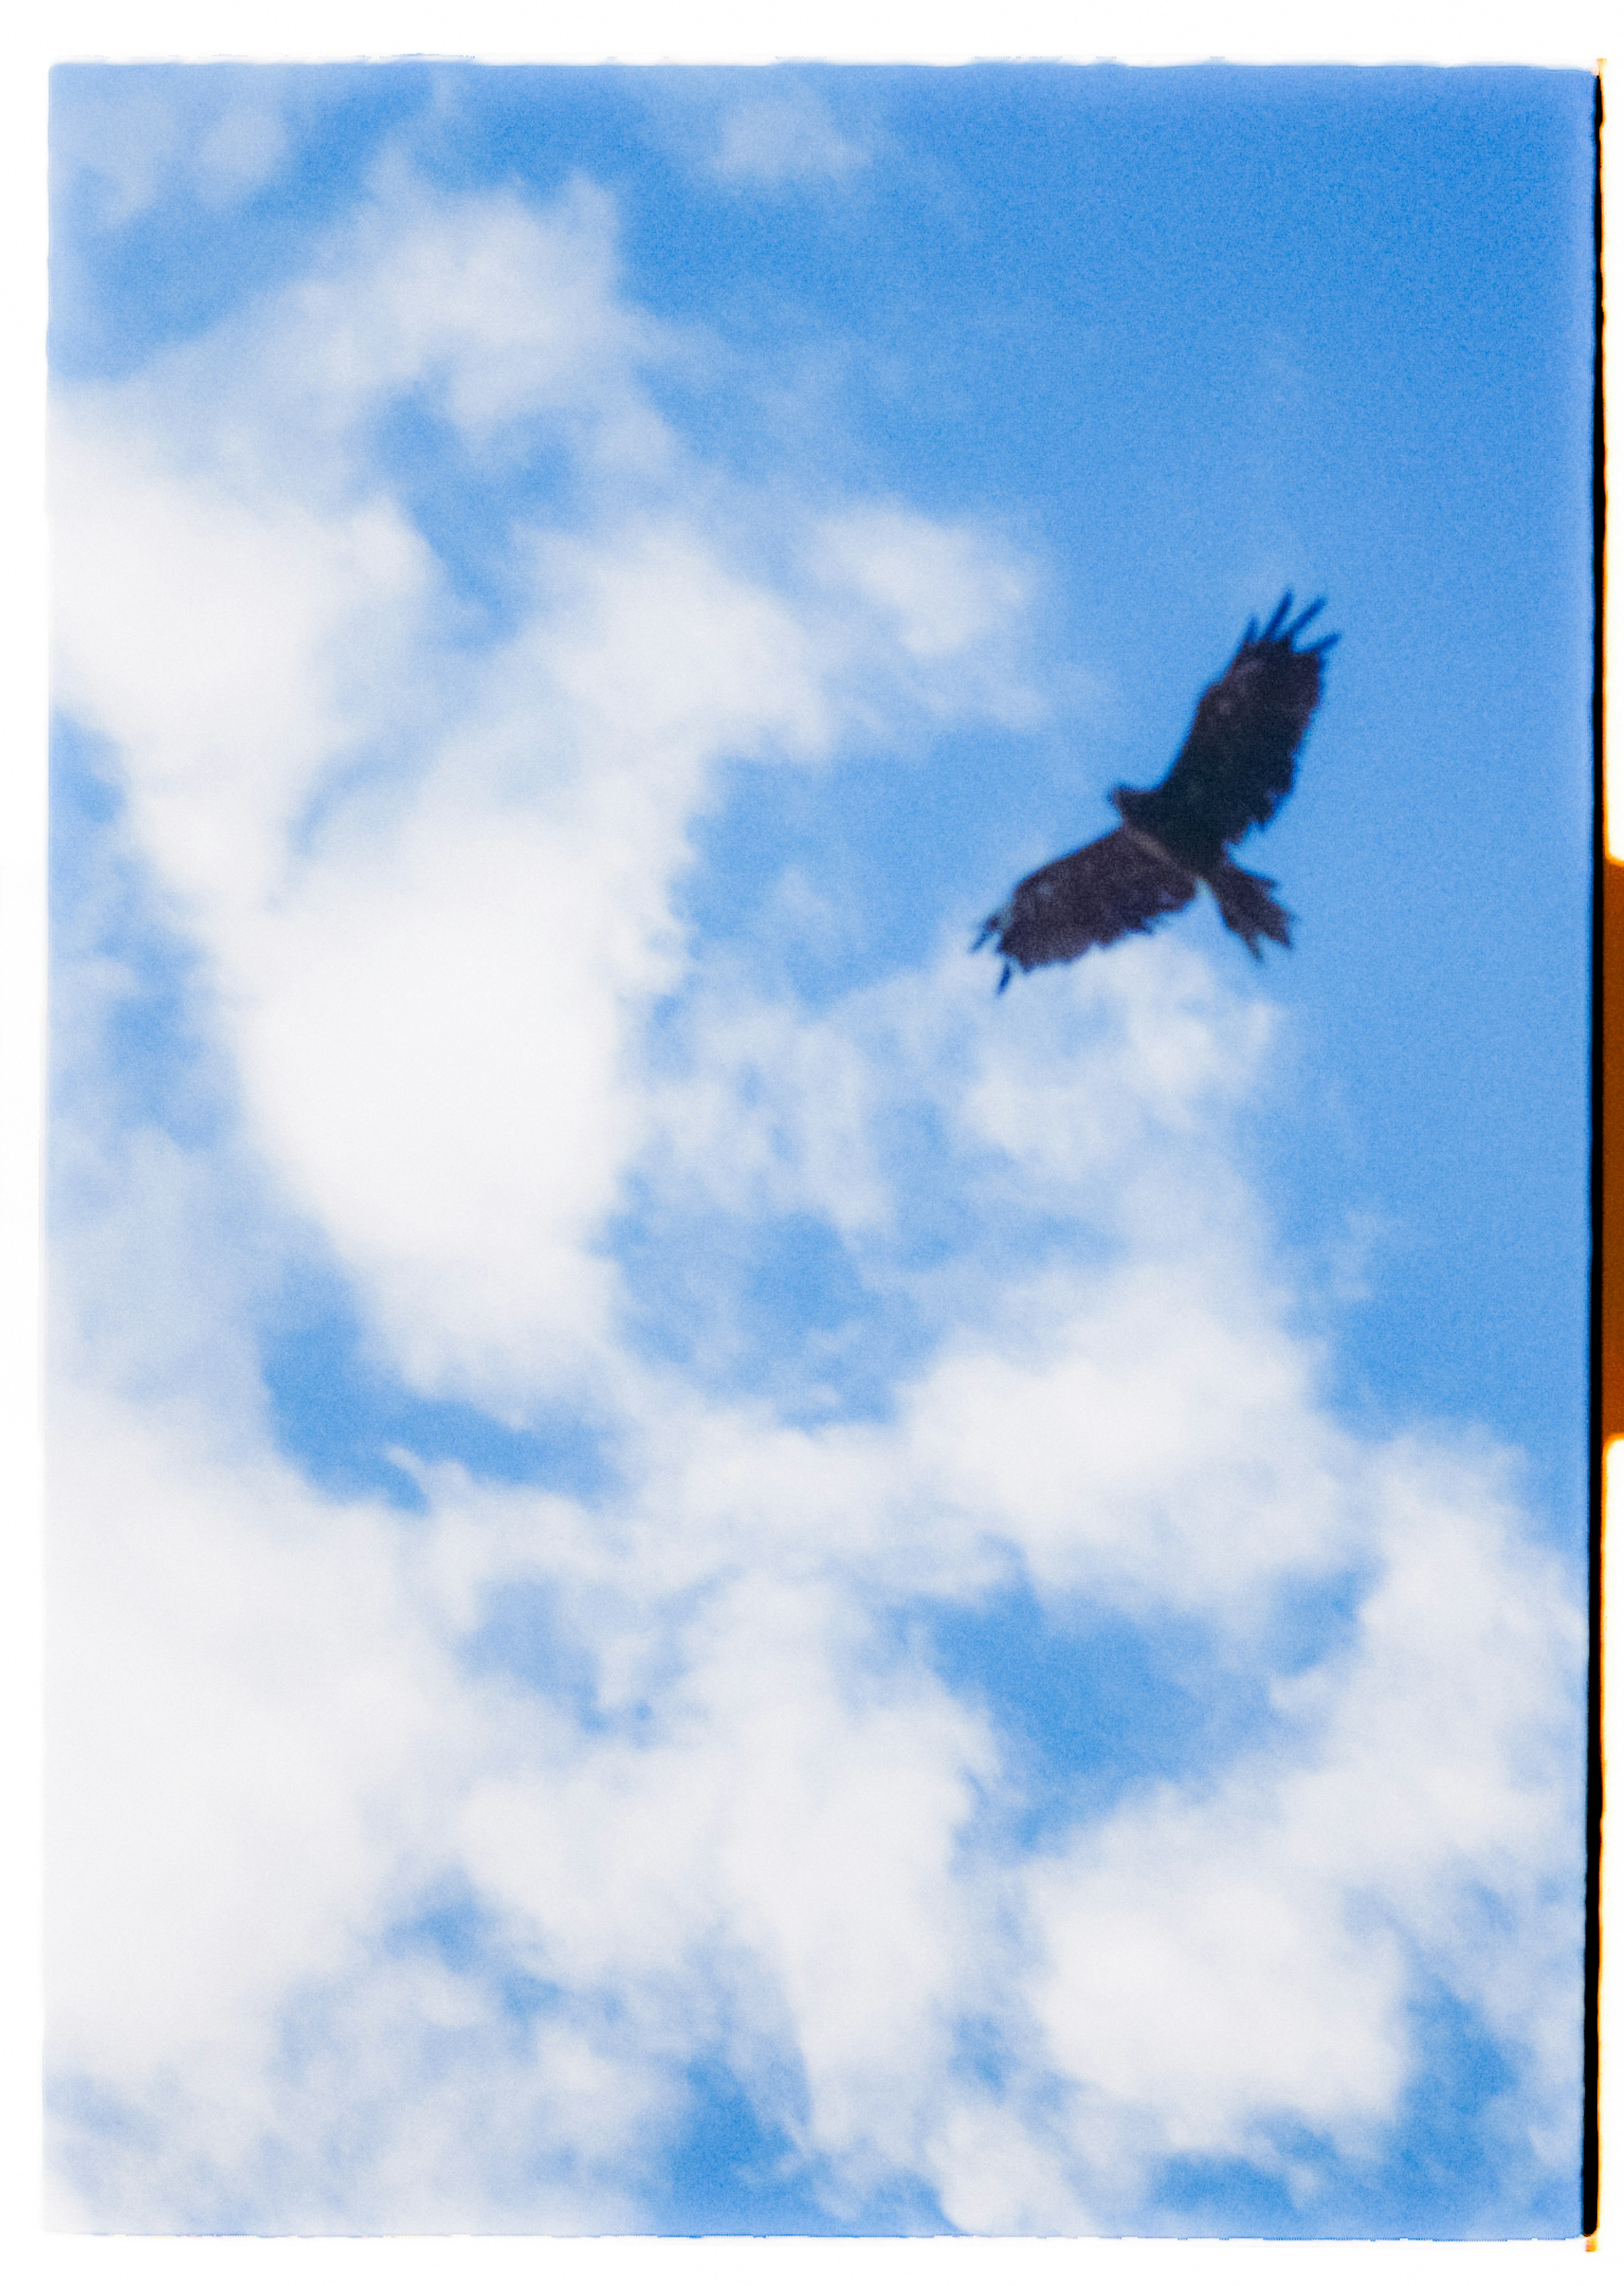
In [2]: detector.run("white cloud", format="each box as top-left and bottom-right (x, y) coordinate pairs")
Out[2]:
(47, 161), (1583, 2234)
(53, 67), (295, 227)
(282, 171), (670, 457)
(710, 87), (870, 188)
(52, 413), (437, 918)
(45, 1380), (464, 2095)
(636, 932), (1278, 1261)
(1024, 1437), (1582, 2196)
(815, 508), (1030, 663)
(52, 174), (1036, 1415)
(810, 508), (1045, 733)
(195, 100), (289, 200)
(46, 1213), (1581, 2227)
(457, 1565), (1001, 2176)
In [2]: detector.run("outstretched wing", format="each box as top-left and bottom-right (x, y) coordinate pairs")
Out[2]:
(1136, 594), (1336, 855)
(977, 826), (1197, 984)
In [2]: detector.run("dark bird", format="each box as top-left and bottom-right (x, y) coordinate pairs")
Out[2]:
(976, 594), (1336, 989)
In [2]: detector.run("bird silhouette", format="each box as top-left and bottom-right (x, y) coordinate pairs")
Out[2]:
(976, 594), (1336, 988)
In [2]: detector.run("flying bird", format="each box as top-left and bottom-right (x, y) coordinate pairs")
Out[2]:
(976, 594), (1336, 988)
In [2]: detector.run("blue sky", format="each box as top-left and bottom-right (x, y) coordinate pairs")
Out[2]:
(46, 59), (1591, 2238)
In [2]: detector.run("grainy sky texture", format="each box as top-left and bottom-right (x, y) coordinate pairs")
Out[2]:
(47, 59), (1591, 2237)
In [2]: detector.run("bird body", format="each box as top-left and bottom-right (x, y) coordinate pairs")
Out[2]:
(977, 594), (1335, 987)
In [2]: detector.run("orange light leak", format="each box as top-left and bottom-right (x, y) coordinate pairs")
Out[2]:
(1592, 59), (1610, 2253)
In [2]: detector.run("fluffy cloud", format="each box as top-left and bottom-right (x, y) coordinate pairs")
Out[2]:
(710, 86), (871, 188)
(47, 163), (1583, 2235)
(52, 173), (1023, 1411)
(47, 1211), (1580, 2229)
(1025, 1439), (1581, 2165)
(53, 65), (295, 227)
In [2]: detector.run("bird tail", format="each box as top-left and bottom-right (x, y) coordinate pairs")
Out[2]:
(1207, 860), (1293, 958)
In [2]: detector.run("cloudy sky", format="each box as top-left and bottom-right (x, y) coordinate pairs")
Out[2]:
(44, 56), (1592, 2239)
